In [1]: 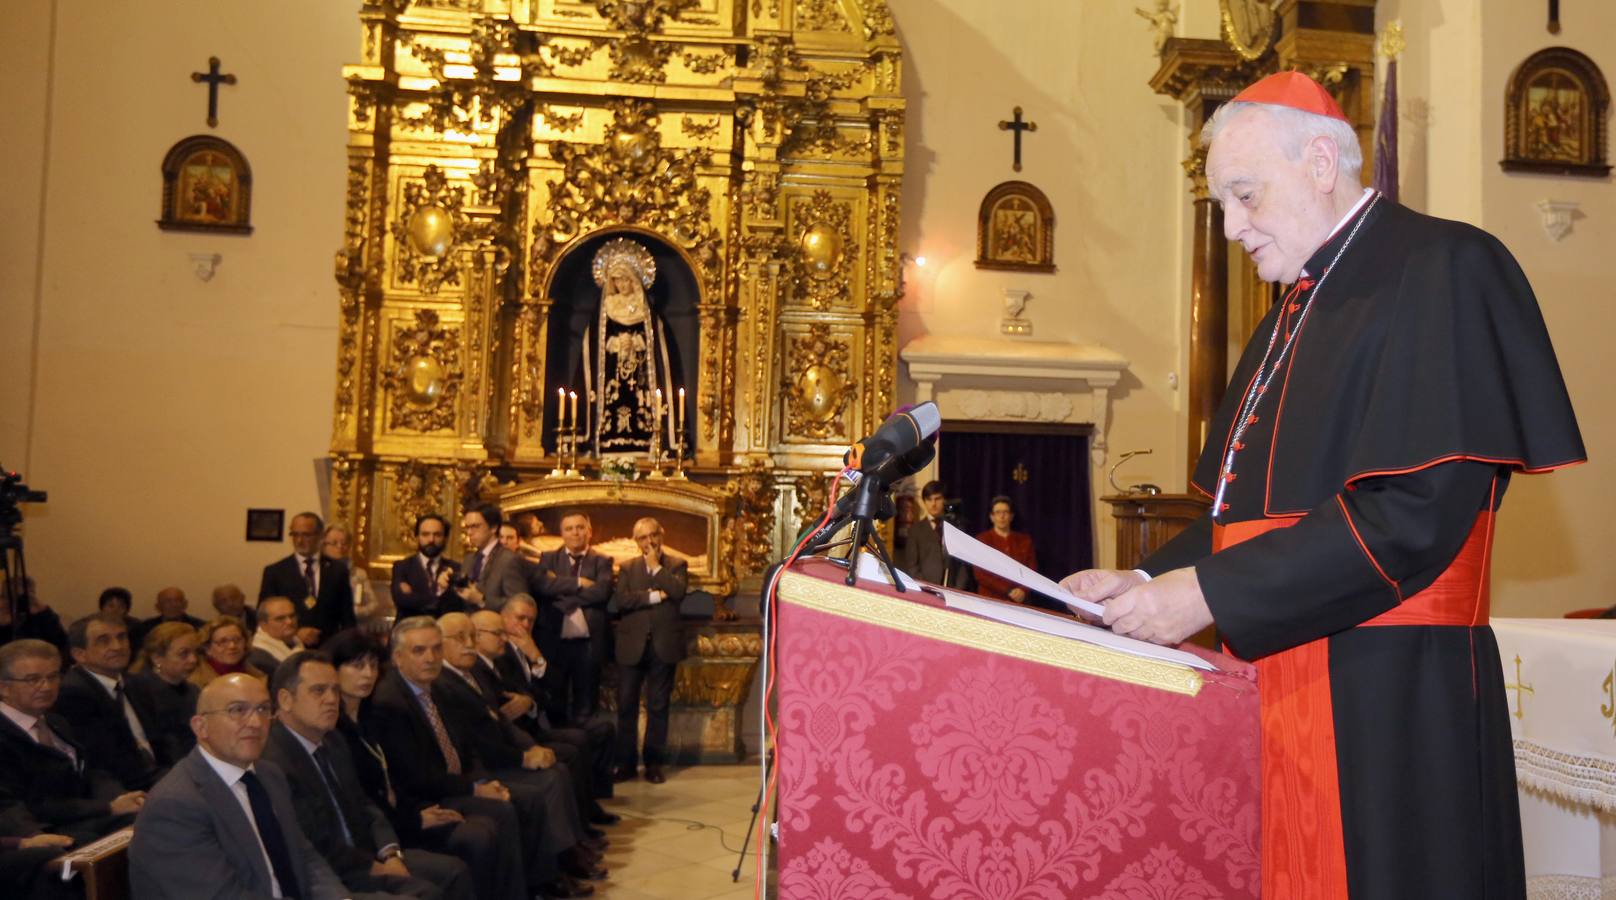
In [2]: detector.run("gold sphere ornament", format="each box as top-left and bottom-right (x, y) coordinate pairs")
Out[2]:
(403, 355), (447, 404)
(799, 224), (842, 279)
(407, 205), (453, 258)
(797, 365), (841, 419)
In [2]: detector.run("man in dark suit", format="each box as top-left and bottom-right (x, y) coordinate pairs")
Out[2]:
(53, 613), (164, 791)
(392, 514), (464, 617)
(611, 517), (688, 784)
(259, 511), (356, 646)
(129, 673), (365, 900)
(367, 616), (596, 898)
(0, 640), (144, 847)
(210, 583), (257, 636)
(534, 510), (614, 725)
(457, 504), (529, 613)
(264, 651), (472, 900)
(131, 586), (206, 649)
(897, 480), (975, 590)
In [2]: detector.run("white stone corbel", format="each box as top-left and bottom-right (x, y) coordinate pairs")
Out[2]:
(188, 252), (222, 282)
(1536, 199), (1579, 242)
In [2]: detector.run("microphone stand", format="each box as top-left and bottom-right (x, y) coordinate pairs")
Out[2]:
(799, 475), (907, 591)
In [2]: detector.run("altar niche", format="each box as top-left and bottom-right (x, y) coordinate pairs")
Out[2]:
(543, 230), (701, 459)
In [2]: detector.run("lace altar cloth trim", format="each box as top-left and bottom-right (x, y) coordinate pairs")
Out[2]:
(1516, 739), (1616, 813)
(1526, 873), (1616, 900)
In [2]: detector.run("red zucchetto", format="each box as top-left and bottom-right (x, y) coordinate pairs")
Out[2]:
(1230, 70), (1350, 122)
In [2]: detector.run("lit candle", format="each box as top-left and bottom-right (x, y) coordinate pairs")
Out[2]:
(569, 391), (578, 437)
(676, 387), (686, 451)
(653, 388), (663, 453)
(557, 388), (567, 437)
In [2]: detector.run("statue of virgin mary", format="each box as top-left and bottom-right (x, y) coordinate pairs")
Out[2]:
(582, 237), (674, 457)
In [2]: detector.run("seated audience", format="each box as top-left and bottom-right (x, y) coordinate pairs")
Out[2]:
(95, 587), (140, 638)
(324, 524), (392, 622)
(611, 517), (688, 784)
(486, 600), (619, 803)
(191, 617), (265, 688)
(0, 577), (68, 658)
(0, 801), (78, 900)
(127, 622), (203, 767)
(263, 651), (472, 899)
(0, 639), (144, 848)
(54, 614), (163, 791)
(391, 515), (463, 618)
(326, 629), (528, 900)
(259, 511), (355, 648)
(210, 584), (255, 635)
(367, 616), (597, 898)
(973, 495), (1039, 604)
(470, 608), (617, 823)
(128, 674), (363, 900)
(131, 587), (205, 649)
(248, 597), (305, 681)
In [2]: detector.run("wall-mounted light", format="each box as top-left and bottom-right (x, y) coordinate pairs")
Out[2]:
(898, 252), (926, 296)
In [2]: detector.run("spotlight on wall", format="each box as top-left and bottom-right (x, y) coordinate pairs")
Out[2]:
(898, 252), (926, 296)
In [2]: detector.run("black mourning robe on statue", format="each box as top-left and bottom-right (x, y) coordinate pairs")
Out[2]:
(1142, 195), (1584, 899)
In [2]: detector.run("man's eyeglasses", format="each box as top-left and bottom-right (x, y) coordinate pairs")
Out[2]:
(199, 702), (273, 722)
(1, 672), (62, 688)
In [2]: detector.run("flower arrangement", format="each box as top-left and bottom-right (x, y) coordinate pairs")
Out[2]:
(599, 456), (639, 482)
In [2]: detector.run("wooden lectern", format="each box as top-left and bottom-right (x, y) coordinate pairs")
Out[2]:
(772, 560), (1259, 898)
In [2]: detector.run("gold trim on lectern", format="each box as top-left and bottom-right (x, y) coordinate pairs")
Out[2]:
(776, 570), (1205, 696)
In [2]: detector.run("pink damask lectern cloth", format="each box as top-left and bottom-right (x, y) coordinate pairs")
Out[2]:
(774, 559), (1261, 900)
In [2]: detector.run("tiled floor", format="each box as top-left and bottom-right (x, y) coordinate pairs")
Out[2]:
(594, 763), (772, 899)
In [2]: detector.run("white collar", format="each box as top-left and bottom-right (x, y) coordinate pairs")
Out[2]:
(282, 722), (325, 758)
(252, 629), (300, 660)
(0, 701), (42, 736)
(85, 668), (123, 697)
(198, 745), (255, 786)
(1302, 187), (1376, 279)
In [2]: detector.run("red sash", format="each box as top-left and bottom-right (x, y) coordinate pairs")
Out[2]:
(1212, 511), (1496, 898)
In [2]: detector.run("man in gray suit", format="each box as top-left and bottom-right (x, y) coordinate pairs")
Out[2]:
(896, 480), (975, 590)
(610, 517), (687, 785)
(130, 673), (401, 900)
(456, 504), (528, 613)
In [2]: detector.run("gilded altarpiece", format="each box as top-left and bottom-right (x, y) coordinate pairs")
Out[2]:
(330, 0), (903, 758)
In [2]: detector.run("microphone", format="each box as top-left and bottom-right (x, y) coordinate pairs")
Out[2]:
(844, 402), (941, 482)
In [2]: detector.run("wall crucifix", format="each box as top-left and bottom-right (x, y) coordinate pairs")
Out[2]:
(998, 106), (1037, 172)
(1549, 0), (1561, 34)
(191, 56), (237, 128)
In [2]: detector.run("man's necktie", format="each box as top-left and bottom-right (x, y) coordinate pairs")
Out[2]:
(570, 554), (582, 576)
(310, 745), (354, 846)
(467, 551), (485, 583)
(419, 692), (462, 775)
(240, 770), (304, 900)
(933, 519), (942, 538)
(32, 719), (75, 764)
(113, 681), (156, 767)
(302, 557), (317, 599)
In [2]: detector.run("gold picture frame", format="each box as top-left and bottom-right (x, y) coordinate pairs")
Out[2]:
(158, 134), (254, 234)
(1502, 47), (1611, 178)
(975, 180), (1055, 273)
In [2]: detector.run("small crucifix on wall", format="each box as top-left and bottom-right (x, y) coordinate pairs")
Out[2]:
(1548, 0), (1560, 34)
(191, 56), (237, 128)
(998, 106), (1037, 172)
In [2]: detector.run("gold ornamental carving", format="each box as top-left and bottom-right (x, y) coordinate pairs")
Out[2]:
(591, 0), (698, 84)
(782, 323), (857, 440)
(385, 309), (463, 433)
(793, 472), (836, 531)
(796, 0), (850, 32)
(790, 190), (856, 309)
(729, 459), (777, 579)
(389, 460), (452, 551)
(393, 166), (472, 295)
(530, 99), (721, 295)
(1218, 0), (1275, 62)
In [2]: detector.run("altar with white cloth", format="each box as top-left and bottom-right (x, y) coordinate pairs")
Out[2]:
(1493, 618), (1616, 899)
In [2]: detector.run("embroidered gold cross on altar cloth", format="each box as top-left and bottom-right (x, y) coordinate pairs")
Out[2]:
(1506, 654), (1534, 720)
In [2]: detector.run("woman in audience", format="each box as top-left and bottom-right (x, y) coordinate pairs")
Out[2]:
(126, 621), (201, 766)
(189, 616), (264, 687)
(323, 524), (392, 621)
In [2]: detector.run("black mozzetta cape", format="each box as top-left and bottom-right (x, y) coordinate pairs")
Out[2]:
(1143, 197), (1584, 899)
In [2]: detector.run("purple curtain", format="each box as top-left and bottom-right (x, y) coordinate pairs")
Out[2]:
(936, 427), (1093, 590)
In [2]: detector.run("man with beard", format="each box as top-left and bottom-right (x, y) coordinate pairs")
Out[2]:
(392, 515), (463, 617)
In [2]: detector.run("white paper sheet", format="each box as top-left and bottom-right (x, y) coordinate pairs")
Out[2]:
(934, 586), (1216, 671)
(941, 522), (1105, 618)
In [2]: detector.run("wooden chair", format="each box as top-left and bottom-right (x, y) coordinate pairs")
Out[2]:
(50, 827), (131, 900)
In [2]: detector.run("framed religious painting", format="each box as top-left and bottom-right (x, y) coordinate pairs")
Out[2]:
(245, 508), (283, 542)
(157, 134), (254, 233)
(974, 180), (1055, 273)
(1501, 47), (1611, 177)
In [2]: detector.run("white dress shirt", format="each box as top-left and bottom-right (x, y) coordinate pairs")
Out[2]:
(0, 701), (75, 763)
(252, 630), (302, 664)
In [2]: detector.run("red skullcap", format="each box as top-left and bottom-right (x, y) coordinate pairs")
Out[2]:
(1230, 71), (1349, 122)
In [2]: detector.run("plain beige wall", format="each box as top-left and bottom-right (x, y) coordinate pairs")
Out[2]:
(1378, 0), (1613, 616)
(2, 0), (351, 620)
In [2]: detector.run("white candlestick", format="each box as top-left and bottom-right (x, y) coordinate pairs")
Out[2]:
(557, 388), (567, 438)
(653, 388), (663, 455)
(676, 386), (686, 451)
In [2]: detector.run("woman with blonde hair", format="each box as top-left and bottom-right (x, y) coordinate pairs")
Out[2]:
(323, 523), (392, 621)
(126, 621), (202, 766)
(190, 616), (264, 687)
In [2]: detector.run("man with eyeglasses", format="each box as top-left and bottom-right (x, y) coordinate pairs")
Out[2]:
(130, 673), (376, 899)
(262, 651), (472, 900)
(54, 613), (164, 791)
(259, 511), (356, 647)
(0, 639), (144, 849)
